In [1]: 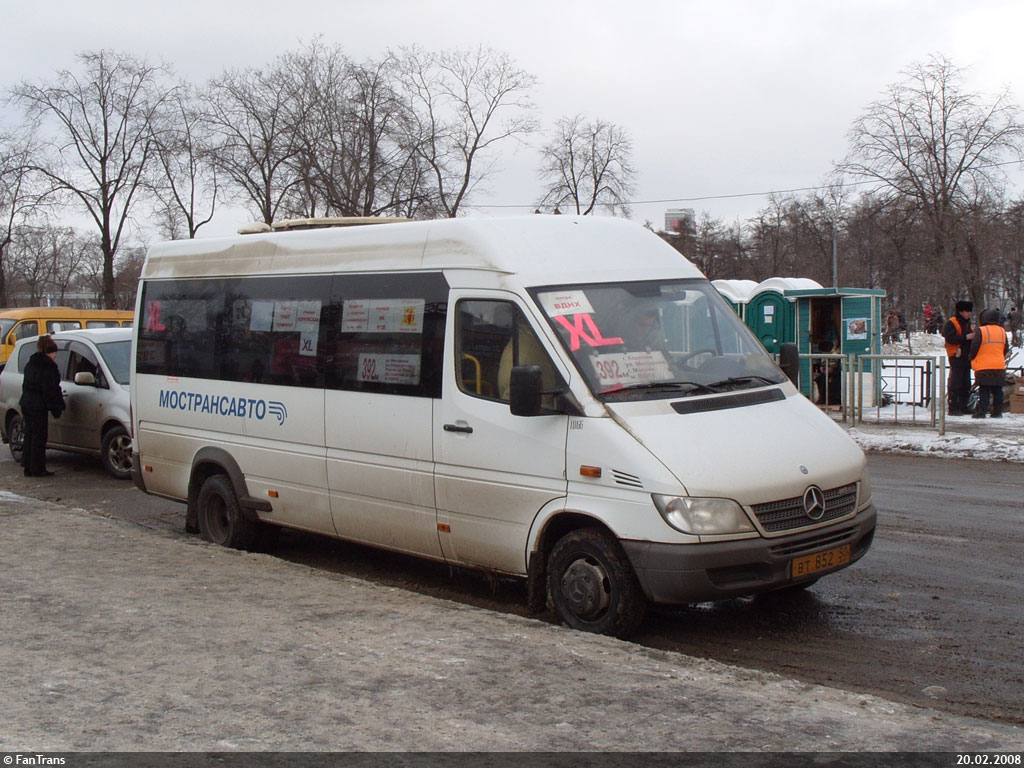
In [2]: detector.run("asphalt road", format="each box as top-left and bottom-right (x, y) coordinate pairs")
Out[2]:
(1, 449), (1021, 726)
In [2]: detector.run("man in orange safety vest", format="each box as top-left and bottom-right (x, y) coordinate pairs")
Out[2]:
(969, 307), (1009, 418)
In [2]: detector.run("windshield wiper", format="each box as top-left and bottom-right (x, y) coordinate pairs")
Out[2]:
(704, 375), (780, 390)
(605, 381), (719, 396)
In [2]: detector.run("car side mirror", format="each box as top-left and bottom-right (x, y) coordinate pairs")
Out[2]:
(74, 371), (96, 386)
(779, 342), (800, 387)
(510, 365), (543, 416)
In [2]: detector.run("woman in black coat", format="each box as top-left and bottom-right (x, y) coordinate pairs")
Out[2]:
(19, 335), (64, 477)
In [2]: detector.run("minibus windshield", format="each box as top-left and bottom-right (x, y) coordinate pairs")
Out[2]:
(533, 279), (786, 401)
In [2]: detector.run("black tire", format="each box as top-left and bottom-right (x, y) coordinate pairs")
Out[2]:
(196, 474), (257, 550)
(100, 424), (132, 480)
(7, 413), (24, 464)
(547, 528), (647, 638)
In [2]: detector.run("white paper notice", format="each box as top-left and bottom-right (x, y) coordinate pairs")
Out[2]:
(299, 332), (318, 357)
(357, 353), (421, 385)
(250, 301), (274, 331)
(341, 299), (370, 333)
(538, 290), (595, 317)
(590, 351), (673, 391)
(273, 302), (297, 332)
(296, 301), (322, 333)
(343, 299), (424, 334)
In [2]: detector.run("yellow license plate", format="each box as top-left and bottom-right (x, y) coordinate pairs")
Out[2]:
(791, 545), (851, 578)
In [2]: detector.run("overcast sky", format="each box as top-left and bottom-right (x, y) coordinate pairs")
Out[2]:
(3, 0), (1023, 237)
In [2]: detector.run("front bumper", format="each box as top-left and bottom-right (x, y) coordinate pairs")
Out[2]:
(621, 504), (877, 604)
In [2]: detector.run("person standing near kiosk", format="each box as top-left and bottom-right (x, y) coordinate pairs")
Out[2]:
(970, 308), (1009, 418)
(942, 300), (975, 416)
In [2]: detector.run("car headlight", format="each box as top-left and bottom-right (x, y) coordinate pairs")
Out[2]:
(652, 494), (755, 535)
(858, 470), (873, 508)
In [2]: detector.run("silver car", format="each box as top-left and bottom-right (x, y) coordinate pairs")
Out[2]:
(0, 327), (132, 479)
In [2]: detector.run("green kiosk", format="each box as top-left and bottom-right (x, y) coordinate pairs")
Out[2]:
(741, 278), (886, 403)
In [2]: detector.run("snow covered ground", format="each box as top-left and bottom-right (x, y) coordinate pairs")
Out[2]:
(843, 332), (1024, 463)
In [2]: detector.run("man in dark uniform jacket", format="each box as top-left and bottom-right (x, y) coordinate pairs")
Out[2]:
(942, 300), (975, 416)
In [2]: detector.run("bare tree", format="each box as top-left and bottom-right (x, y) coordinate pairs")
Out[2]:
(43, 226), (92, 304)
(999, 200), (1024, 313)
(0, 130), (43, 306)
(840, 54), (1024, 304)
(10, 50), (175, 308)
(280, 42), (432, 219)
(748, 194), (798, 278)
(537, 114), (636, 216)
(201, 61), (303, 225)
(152, 84), (218, 239)
(9, 224), (58, 304)
(399, 46), (538, 217)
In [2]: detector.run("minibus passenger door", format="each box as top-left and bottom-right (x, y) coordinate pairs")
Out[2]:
(435, 295), (569, 574)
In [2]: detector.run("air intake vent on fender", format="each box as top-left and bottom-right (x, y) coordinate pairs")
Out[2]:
(671, 388), (784, 415)
(611, 470), (644, 488)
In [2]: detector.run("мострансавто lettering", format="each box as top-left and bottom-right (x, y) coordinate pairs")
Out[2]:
(158, 389), (279, 421)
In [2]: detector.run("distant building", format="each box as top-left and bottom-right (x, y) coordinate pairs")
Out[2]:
(664, 208), (695, 235)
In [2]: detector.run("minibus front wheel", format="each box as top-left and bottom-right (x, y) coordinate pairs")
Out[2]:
(547, 528), (647, 638)
(196, 474), (257, 550)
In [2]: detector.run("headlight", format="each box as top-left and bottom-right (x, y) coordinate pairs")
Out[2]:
(652, 494), (755, 535)
(858, 470), (873, 508)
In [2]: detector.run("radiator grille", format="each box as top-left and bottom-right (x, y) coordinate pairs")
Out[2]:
(752, 483), (858, 533)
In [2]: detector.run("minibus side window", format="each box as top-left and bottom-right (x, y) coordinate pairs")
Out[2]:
(48, 321), (82, 333)
(14, 321), (38, 340)
(323, 273), (447, 399)
(456, 300), (560, 403)
(137, 273), (448, 398)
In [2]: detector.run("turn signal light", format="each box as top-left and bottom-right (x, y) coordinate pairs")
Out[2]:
(579, 465), (602, 478)
(268, 490), (279, 498)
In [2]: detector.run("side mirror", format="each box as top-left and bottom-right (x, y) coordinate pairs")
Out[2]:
(509, 365), (543, 416)
(74, 371), (97, 386)
(778, 342), (800, 387)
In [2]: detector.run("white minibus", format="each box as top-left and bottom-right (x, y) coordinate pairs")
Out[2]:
(130, 215), (875, 637)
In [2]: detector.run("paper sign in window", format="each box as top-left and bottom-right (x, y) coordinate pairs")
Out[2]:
(273, 302), (296, 332)
(357, 353), (421, 385)
(343, 299), (424, 334)
(590, 351), (672, 391)
(296, 301), (322, 333)
(299, 332), (318, 357)
(250, 301), (274, 331)
(538, 290), (594, 317)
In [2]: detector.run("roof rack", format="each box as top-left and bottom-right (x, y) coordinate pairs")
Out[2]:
(237, 217), (411, 235)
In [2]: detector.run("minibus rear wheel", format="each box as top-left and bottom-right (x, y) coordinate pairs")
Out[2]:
(196, 474), (257, 550)
(547, 528), (646, 638)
